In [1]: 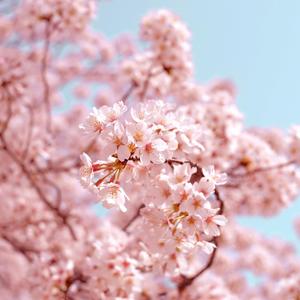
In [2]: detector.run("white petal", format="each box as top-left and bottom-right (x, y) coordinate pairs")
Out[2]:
(202, 165), (214, 178)
(216, 173), (227, 185)
(152, 139), (168, 152)
(80, 152), (92, 166)
(212, 215), (227, 226)
(140, 152), (151, 166)
(199, 241), (216, 254)
(207, 223), (220, 236)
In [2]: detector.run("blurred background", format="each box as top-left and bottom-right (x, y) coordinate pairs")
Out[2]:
(94, 1), (300, 249)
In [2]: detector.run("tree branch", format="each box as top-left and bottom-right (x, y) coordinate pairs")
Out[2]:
(229, 160), (297, 178)
(0, 135), (77, 240)
(41, 21), (52, 132)
(22, 104), (34, 159)
(1, 234), (37, 262)
(122, 204), (145, 232)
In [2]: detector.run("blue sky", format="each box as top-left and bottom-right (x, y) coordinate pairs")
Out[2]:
(93, 1), (300, 249)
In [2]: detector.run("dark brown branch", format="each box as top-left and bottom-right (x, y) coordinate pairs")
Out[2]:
(63, 272), (88, 300)
(41, 21), (52, 132)
(229, 160), (297, 178)
(178, 239), (218, 292)
(0, 135), (77, 240)
(121, 81), (137, 103)
(139, 64), (163, 101)
(1, 234), (36, 262)
(36, 162), (81, 174)
(22, 105), (34, 159)
(139, 70), (152, 101)
(122, 204), (145, 232)
(0, 96), (12, 136)
(215, 188), (224, 214)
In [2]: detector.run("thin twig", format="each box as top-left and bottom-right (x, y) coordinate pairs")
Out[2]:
(41, 22), (52, 132)
(178, 239), (218, 292)
(139, 65), (157, 101)
(121, 81), (137, 103)
(0, 135), (77, 240)
(1, 234), (36, 262)
(229, 160), (297, 178)
(122, 204), (145, 232)
(0, 95), (12, 136)
(22, 105), (34, 159)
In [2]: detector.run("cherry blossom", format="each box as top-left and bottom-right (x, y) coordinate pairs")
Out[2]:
(1, 2), (300, 300)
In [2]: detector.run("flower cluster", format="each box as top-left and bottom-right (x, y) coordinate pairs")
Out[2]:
(0, 48), (28, 101)
(79, 100), (228, 273)
(136, 163), (227, 274)
(220, 132), (300, 215)
(121, 10), (193, 99)
(140, 9), (192, 81)
(1, 1), (300, 299)
(79, 100), (205, 211)
(15, 0), (95, 39)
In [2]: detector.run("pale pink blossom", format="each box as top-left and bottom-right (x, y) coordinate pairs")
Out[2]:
(180, 191), (208, 214)
(202, 165), (227, 186)
(1, 4), (300, 299)
(126, 121), (151, 147)
(79, 107), (106, 135)
(101, 101), (127, 124)
(102, 122), (131, 161)
(201, 208), (227, 236)
(169, 163), (197, 185)
(139, 138), (168, 165)
(79, 152), (94, 187)
(94, 183), (129, 212)
(197, 240), (217, 254)
(194, 178), (215, 197)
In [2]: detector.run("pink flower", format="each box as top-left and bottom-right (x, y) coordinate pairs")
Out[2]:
(169, 163), (197, 185)
(126, 121), (150, 146)
(101, 101), (127, 124)
(16, 0), (95, 39)
(159, 131), (178, 153)
(194, 179), (215, 197)
(102, 122), (131, 161)
(173, 182), (194, 203)
(130, 105), (151, 123)
(79, 107), (106, 136)
(197, 240), (216, 254)
(139, 138), (168, 165)
(180, 191), (208, 214)
(80, 102), (127, 136)
(141, 206), (168, 228)
(181, 214), (202, 235)
(176, 131), (204, 155)
(79, 152), (94, 187)
(150, 178), (175, 205)
(200, 208), (227, 236)
(94, 183), (129, 212)
(202, 165), (227, 186)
